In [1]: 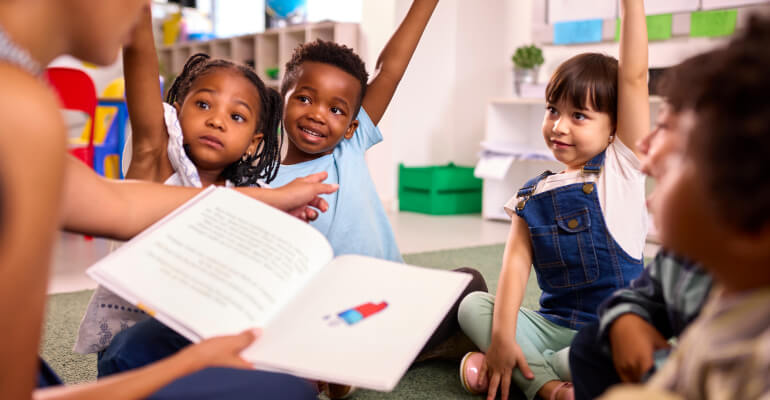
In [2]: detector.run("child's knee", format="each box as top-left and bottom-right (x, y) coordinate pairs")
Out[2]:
(97, 319), (190, 376)
(457, 291), (494, 330)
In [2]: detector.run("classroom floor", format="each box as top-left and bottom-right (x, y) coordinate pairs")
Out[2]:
(49, 211), (661, 294)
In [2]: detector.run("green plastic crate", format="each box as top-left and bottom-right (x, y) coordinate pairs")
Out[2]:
(398, 163), (482, 215)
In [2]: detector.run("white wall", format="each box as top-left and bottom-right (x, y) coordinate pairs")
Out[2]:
(363, 0), (753, 209)
(362, 0), (510, 209)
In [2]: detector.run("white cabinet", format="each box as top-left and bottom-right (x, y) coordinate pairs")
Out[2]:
(157, 22), (359, 89)
(479, 97), (662, 221)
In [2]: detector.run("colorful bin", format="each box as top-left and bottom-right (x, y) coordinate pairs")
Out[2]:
(398, 163), (482, 215)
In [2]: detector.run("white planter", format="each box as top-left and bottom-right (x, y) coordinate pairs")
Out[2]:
(513, 67), (539, 97)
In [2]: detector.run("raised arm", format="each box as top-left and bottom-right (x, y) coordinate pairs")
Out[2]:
(123, 6), (174, 182)
(362, 0), (438, 125)
(60, 157), (338, 240)
(616, 0), (649, 156)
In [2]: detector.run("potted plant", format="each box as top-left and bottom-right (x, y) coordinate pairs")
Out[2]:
(512, 44), (544, 96)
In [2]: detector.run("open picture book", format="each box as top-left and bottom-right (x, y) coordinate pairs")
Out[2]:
(87, 187), (472, 391)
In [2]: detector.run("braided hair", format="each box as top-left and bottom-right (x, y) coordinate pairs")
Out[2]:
(166, 53), (282, 186)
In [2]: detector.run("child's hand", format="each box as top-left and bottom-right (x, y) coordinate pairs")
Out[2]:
(259, 172), (339, 222)
(481, 337), (534, 400)
(177, 328), (260, 371)
(609, 314), (670, 382)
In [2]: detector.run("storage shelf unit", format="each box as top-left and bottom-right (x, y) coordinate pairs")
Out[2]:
(157, 22), (359, 88)
(480, 96), (663, 221)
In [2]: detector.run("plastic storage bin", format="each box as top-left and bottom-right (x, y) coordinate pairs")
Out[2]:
(398, 163), (482, 215)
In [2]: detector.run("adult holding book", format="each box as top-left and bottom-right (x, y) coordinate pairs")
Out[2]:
(0, 0), (333, 398)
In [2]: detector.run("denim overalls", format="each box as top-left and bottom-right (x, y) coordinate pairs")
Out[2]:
(514, 150), (643, 330)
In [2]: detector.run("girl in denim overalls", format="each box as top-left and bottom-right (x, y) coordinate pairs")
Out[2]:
(457, 1), (650, 399)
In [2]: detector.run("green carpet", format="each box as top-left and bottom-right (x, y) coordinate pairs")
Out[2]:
(41, 243), (543, 399)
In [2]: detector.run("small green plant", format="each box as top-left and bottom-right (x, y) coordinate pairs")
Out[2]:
(512, 44), (544, 69)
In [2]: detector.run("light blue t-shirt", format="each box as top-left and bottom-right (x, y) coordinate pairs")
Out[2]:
(271, 108), (403, 263)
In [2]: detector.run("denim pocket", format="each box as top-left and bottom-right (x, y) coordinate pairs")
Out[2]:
(529, 208), (599, 288)
(529, 225), (564, 267)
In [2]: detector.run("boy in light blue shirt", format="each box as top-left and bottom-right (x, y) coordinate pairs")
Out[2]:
(271, 107), (401, 261)
(271, 0), (440, 263)
(273, 6), (490, 395)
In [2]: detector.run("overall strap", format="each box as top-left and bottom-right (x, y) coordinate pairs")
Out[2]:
(581, 149), (606, 175)
(515, 170), (554, 211)
(517, 170), (554, 198)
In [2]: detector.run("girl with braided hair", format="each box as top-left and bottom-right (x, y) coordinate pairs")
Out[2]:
(75, 8), (334, 376)
(123, 9), (282, 188)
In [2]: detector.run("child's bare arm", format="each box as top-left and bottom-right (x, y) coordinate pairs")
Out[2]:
(362, 0), (438, 125)
(35, 329), (258, 400)
(123, 6), (174, 182)
(483, 216), (535, 400)
(492, 216), (533, 343)
(0, 67), (68, 400)
(59, 157), (337, 240)
(617, 0), (649, 156)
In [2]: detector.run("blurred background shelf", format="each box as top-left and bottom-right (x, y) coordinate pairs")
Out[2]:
(157, 21), (359, 89)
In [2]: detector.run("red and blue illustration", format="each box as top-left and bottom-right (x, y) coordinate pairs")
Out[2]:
(327, 301), (388, 326)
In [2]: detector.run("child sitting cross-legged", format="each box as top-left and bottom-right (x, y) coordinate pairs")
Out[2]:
(83, 7), (337, 378)
(272, 0), (488, 367)
(457, 1), (650, 399)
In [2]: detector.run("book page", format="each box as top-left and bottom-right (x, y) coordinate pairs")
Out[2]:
(243, 255), (472, 391)
(88, 188), (334, 340)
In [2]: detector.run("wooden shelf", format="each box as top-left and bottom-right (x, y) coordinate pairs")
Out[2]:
(157, 22), (359, 87)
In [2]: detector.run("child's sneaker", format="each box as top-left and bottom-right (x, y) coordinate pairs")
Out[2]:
(459, 351), (487, 394)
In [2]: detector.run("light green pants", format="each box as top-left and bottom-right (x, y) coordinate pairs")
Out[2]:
(457, 291), (575, 400)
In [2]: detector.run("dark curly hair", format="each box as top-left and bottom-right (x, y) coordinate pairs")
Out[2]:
(661, 14), (770, 234)
(166, 53), (282, 186)
(280, 39), (369, 117)
(546, 53), (619, 130)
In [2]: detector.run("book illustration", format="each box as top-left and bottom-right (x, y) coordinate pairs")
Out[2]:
(325, 301), (388, 326)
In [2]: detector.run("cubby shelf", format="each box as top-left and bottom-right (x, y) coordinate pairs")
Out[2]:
(157, 21), (359, 88)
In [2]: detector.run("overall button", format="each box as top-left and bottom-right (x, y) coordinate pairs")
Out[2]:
(567, 219), (579, 229)
(517, 200), (527, 210)
(582, 183), (594, 194)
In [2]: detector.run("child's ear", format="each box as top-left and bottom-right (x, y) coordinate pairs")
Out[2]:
(173, 101), (182, 114)
(246, 132), (265, 155)
(343, 119), (359, 140)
